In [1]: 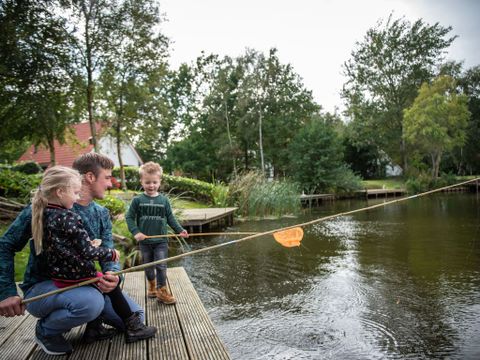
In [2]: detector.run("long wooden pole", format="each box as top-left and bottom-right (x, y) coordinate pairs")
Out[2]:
(22, 177), (480, 305)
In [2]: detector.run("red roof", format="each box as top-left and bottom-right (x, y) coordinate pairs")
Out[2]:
(18, 122), (104, 167)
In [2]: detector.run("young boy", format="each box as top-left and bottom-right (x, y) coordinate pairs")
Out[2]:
(126, 162), (188, 304)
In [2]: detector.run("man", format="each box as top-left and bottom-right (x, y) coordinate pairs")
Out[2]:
(0, 153), (143, 355)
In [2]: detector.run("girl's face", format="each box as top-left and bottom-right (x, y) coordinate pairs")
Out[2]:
(58, 180), (82, 209)
(141, 173), (161, 196)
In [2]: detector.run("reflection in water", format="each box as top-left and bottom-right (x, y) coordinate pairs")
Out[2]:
(171, 194), (480, 359)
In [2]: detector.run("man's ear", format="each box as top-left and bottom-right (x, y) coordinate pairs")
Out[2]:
(83, 171), (96, 184)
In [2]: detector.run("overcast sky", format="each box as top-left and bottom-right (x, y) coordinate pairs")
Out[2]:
(159, 0), (480, 113)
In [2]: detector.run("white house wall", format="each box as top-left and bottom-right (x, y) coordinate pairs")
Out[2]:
(98, 136), (142, 167)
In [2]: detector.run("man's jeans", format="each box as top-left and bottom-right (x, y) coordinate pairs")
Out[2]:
(139, 242), (168, 287)
(25, 280), (143, 336)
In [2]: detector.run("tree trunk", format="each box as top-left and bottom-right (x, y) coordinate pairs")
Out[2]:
(48, 138), (56, 167)
(116, 119), (127, 191)
(84, 7), (97, 152)
(258, 109), (265, 175)
(224, 100), (237, 176)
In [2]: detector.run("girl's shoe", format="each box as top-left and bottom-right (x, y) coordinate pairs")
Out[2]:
(125, 311), (157, 343)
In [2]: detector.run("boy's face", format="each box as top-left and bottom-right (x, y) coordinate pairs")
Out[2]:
(141, 173), (161, 196)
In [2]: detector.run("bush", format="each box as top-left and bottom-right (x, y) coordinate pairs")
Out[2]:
(96, 195), (126, 218)
(0, 169), (41, 200)
(12, 161), (43, 174)
(112, 166), (227, 205)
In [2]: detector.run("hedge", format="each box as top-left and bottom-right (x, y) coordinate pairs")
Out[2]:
(0, 169), (42, 201)
(112, 166), (227, 205)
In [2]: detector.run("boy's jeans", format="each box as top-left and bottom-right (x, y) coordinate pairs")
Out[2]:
(139, 242), (168, 287)
(25, 280), (143, 336)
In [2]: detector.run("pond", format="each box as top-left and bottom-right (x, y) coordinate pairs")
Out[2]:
(172, 193), (480, 359)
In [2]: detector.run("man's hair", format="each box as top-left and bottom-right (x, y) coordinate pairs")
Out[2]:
(139, 161), (163, 178)
(72, 153), (114, 177)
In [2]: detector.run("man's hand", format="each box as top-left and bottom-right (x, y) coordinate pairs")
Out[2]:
(179, 230), (189, 238)
(0, 296), (25, 317)
(97, 271), (120, 293)
(134, 232), (146, 242)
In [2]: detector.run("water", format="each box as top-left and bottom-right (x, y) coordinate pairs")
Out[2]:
(171, 194), (480, 359)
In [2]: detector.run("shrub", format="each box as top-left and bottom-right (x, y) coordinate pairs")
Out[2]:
(12, 161), (43, 174)
(0, 169), (41, 201)
(96, 195), (126, 218)
(112, 166), (227, 205)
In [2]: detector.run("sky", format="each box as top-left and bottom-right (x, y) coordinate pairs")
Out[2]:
(159, 0), (480, 113)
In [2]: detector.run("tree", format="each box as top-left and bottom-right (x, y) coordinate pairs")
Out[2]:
(66, 0), (118, 152)
(342, 14), (456, 172)
(459, 65), (480, 174)
(288, 115), (361, 193)
(0, 0), (81, 166)
(403, 75), (470, 179)
(98, 0), (169, 189)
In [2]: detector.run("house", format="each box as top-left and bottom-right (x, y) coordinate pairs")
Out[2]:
(17, 122), (143, 168)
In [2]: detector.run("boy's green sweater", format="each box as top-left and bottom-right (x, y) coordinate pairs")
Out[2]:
(126, 193), (184, 244)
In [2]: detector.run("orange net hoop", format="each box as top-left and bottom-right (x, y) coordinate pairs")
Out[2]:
(273, 227), (304, 247)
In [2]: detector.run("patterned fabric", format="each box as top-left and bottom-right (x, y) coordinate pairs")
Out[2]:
(0, 201), (119, 301)
(125, 193), (184, 244)
(43, 204), (116, 281)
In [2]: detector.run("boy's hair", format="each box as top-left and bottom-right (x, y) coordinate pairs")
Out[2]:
(72, 153), (114, 177)
(31, 166), (81, 255)
(139, 161), (163, 178)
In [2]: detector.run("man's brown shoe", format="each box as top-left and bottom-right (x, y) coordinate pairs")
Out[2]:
(147, 280), (157, 298)
(156, 286), (176, 304)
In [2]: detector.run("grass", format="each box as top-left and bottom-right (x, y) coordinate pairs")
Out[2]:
(362, 178), (406, 190)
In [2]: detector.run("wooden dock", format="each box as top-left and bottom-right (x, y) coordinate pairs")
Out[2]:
(356, 188), (407, 199)
(0, 268), (230, 360)
(179, 208), (237, 233)
(300, 194), (335, 207)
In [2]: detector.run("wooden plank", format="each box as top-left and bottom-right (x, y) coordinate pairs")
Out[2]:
(0, 313), (30, 347)
(0, 313), (37, 360)
(108, 272), (147, 360)
(146, 272), (189, 360)
(168, 267), (230, 360)
(180, 208), (237, 227)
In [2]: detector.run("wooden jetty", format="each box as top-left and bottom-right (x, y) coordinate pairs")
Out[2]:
(300, 194), (335, 208)
(179, 208), (237, 233)
(0, 268), (230, 360)
(356, 188), (407, 199)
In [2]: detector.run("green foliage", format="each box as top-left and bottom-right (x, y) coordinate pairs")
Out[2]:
(0, 169), (41, 201)
(342, 14), (456, 171)
(288, 116), (362, 193)
(112, 166), (227, 205)
(228, 171), (300, 218)
(405, 172), (458, 194)
(96, 195), (126, 218)
(403, 75), (470, 178)
(11, 161), (43, 174)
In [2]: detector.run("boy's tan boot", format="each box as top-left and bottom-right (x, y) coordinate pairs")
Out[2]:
(156, 286), (176, 305)
(147, 280), (157, 298)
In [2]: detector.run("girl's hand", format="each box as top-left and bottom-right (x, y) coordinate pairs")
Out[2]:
(179, 230), (189, 238)
(134, 232), (146, 242)
(90, 239), (102, 247)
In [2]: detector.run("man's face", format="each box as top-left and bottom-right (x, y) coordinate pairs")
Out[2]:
(89, 168), (113, 199)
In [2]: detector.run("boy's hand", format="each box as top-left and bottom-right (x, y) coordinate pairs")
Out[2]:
(134, 232), (146, 242)
(179, 230), (189, 238)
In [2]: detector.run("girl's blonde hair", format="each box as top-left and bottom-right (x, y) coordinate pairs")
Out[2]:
(139, 161), (163, 178)
(31, 166), (81, 255)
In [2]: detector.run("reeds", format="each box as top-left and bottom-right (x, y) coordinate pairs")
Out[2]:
(228, 171), (300, 218)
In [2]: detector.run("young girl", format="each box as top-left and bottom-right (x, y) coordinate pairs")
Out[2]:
(31, 166), (156, 344)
